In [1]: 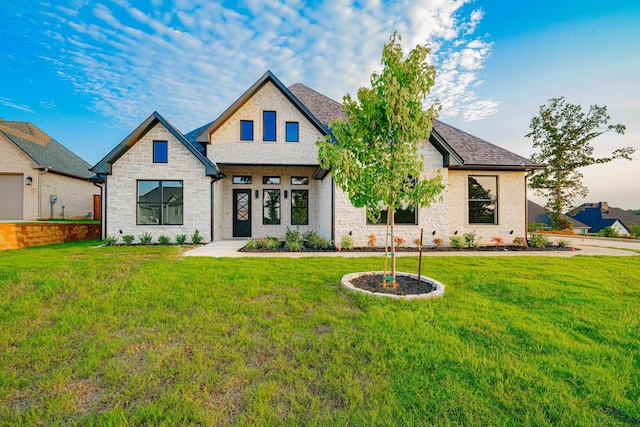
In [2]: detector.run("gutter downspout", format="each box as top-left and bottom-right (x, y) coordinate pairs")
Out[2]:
(38, 167), (49, 219)
(93, 180), (104, 240)
(525, 169), (535, 237)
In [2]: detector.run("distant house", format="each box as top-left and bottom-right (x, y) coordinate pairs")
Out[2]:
(568, 202), (640, 235)
(92, 71), (542, 245)
(0, 120), (98, 221)
(527, 200), (590, 234)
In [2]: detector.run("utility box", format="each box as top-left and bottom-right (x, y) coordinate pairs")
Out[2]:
(50, 195), (58, 203)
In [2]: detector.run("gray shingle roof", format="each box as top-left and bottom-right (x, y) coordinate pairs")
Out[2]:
(286, 83), (540, 170)
(288, 83), (345, 126)
(0, 120), (93, 178)
(569, 202), (640, 233)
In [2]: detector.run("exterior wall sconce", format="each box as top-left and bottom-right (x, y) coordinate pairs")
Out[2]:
(454, 230), (458, 235)
(509, 230), (514, 234)
(25, 176), (33, 186)
(255, 190), (259, 199)
(432, 230), (436, 235)
(284, 190), (288, 199)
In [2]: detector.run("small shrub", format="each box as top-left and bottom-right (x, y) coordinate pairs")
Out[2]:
(413, 237), (422, 247)
(340, 235), (354, 250)
(598, 226), (620, 238)
(257, 237), (280, 250)
(557, 239), (567, 248)
(122, 234), (135, 245)
(463, 231), (480, 248)
(158, 235), (171, 245)
(512, 236), (528, 247)
(303, 231), (332, 250)
(104, 235), (118, 246)
(191, 229), (204, 244)
(450, 236), (464, 249)
(629, 223), (640, 238)
(175, 234), (187, 245)
(244, 239), (258, 250)
(139, 232), (153, 245)
(432, 237), (444, 247)
(393, 236), (405, 247)
(285, 228), (304, 251)
(367, 234), (377, 248)
(491, 236), (504, 247)
(529, 233), (549, 248)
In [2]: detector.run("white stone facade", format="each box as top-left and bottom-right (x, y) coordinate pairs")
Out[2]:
(106, 122), (213, 243)
(447, 170), (528, 244)
(207, 81), (324, 166)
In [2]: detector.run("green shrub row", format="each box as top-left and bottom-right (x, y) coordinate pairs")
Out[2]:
(103, 230), (203, 246)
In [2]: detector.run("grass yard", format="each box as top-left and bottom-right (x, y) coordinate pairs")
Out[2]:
(1, 241), (639, 425)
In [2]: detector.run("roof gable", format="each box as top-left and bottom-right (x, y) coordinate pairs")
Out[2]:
(570, 202), (640, 232)
(195, 71), (329, 143)
(527, 200), (589, 229)
(0, 120), (93, 178)
(91, 112), (221, 177)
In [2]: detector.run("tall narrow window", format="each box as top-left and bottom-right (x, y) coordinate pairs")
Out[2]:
(240, 120), (254, 141)
(263, 111), (276, 141)
(137, 180), (183, 225)
(153, 141), (168, 163)
(285, 122), (299, 142)
(291, 190), (308, 225)
(468, 175), (497, 224)
(263, 189), (281, 224)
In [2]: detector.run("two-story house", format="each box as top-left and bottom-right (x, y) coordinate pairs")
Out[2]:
(92, 71), (541, 246)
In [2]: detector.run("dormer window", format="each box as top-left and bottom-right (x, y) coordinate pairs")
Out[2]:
(240, 120), (254, 141)
(263, 111), (276, 141)
(153, 141), (168, 163)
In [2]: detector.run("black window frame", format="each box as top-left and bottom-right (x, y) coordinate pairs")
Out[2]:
(291, 189), (309, 225)
(136, 180), (183, 226)
(232, 175), (252, 185)
(366, 206), (418, 225)
(263, 111), (276, 141)
(468, 175), (498, 225)
(285, 121), (299, 142)
(240, 120), (254, 141)
(263, 189), (281, 225)
(262, 176), (281, 185)
(153, 141), (168, 163)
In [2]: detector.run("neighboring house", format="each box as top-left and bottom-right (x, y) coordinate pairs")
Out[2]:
(0, 119), (98, 221)
(92, 71), (542, 245)
(527, 200), (590, 234)
(568, 202), (640, 235)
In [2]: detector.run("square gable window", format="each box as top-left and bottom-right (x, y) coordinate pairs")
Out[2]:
(263, 111), (276, 141)
(153, 141), (168, 163)
(286, 122), (299, 142)
(240, 120), (254, 141)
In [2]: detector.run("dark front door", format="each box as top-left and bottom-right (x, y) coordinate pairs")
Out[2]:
(233, 189), (251, 237)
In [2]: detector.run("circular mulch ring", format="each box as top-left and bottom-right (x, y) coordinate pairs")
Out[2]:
(341, 271), (445, 299)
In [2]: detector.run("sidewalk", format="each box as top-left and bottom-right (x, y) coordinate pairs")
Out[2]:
(184, 238), (639, 258)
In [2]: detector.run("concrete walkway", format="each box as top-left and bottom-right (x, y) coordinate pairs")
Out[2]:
(184, 237), (639, 258)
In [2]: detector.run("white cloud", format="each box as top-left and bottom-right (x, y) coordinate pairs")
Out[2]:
(0, 97), (35, 113)
(36, 0), (499, 131)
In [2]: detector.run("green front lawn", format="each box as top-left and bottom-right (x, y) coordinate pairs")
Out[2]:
(1, 241), (639, 425)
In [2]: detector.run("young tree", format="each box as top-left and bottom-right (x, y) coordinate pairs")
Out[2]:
(526, 97), (635, 228)
(317, 33), (444, 288)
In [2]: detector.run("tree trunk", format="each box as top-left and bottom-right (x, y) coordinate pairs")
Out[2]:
(390, 205), (397, 289)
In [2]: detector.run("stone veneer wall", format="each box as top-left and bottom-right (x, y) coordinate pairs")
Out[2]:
(447, 170), (527, 244)
(208, 81), (324, 166)
(106, 122), (213, 242)
(0, 223), (100, 250)
(333, 142), (450, 247)
(217, 165), (323, 239)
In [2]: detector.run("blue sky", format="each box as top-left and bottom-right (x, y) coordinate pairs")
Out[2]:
(1, 0), (638, 209)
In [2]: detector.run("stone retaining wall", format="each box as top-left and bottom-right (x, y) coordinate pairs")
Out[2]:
(0, 223), (100, 250)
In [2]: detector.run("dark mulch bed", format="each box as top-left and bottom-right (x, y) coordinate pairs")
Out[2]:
(350, 273), (435, 296)
(241, 245), (577, 253)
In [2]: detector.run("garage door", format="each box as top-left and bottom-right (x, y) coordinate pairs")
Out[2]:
(0, 174), (24, 220)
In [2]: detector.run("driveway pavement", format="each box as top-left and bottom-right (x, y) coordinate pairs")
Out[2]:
(184, 236), (639, 258)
